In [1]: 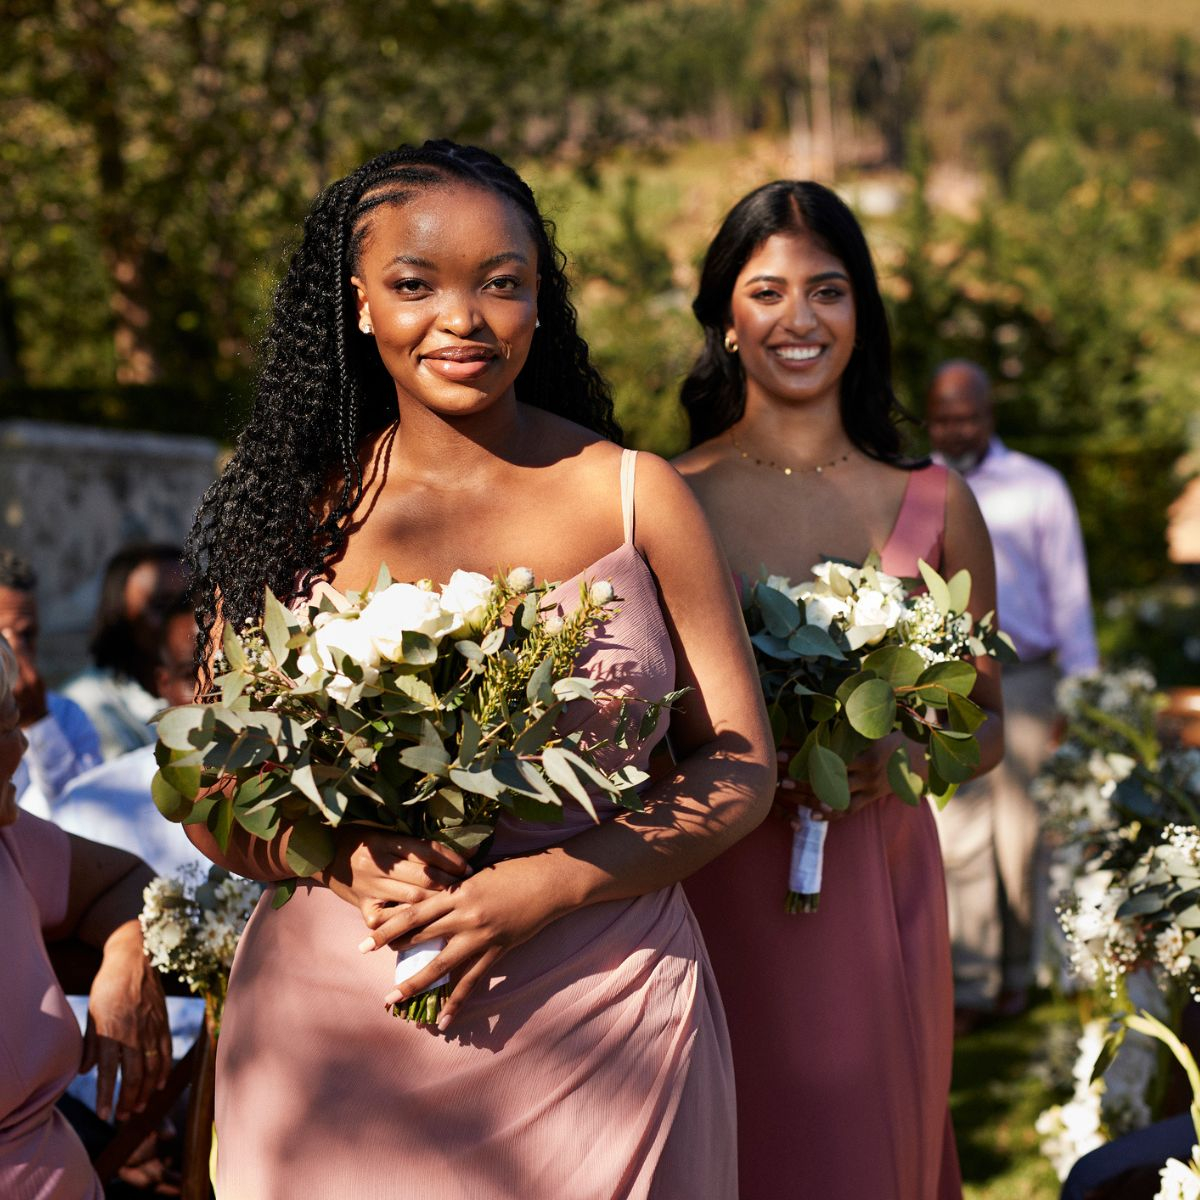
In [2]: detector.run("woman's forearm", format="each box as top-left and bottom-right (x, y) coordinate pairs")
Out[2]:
(184, 819), (297, 882)
(511, 732), (773, 918)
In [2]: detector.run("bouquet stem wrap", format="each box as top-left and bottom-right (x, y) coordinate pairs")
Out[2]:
(392, 939), (450, 1024)
(786, 809), (828, 913)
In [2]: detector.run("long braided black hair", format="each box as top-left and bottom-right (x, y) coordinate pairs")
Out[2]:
(187, 140), (619, 671)
(680, 181), (917, 463)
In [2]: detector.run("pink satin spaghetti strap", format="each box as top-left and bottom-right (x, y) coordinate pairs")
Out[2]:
(881, 464), (950, 577)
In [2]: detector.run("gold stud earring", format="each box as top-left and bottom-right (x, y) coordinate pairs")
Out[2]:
(723, 331), (738, 354)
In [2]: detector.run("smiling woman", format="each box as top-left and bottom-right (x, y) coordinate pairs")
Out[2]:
(674, 181), (1005, 1200)
(181, 141), (774, 1199)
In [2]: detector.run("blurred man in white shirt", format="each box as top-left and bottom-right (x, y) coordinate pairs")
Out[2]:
(928, 361), (1099, 1031)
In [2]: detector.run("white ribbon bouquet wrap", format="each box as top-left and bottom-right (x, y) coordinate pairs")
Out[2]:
(744, 557), (1015, 913)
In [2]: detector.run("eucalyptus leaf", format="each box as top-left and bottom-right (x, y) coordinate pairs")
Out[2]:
(526, 657), (555, 707)
(787, 624), (845, 660)
(398, 743), (451, 777)
(947, 693), (987, 735)
(222, 622), (248, 671)
(541, 746), (599, 822)
(917, 559), (952, 616)
(151, 771), (191, 821)
(808, 743), (851, 811)
(480, 627), (506, 655)
(157, 705), (214, 752)
(284, 820), (335, 876)
(930, 728), (980, 783)
(844, 678), (897, 740)
(1116, 892), (1165, 918)
(263, 587), (293, 666)
(448, 766), (505, 798)
(861, 645), (926, 688)
(946, 569), (972, 615)
(887, 746), (925, 807)
(756, 585), (801, 638)
(916, 660), (977, 704)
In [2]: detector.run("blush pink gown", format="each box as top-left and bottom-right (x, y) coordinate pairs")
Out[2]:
(685, 464), (963, 1200)
(0, 811), (104, 1200)
(197, 450), (738, 1200)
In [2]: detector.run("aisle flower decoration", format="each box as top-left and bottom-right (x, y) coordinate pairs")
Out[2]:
(139, 865), (263, 1034)
(1037, 666), (1200, 1178)
(743, 554), (1015, 911)
(152, 566), (680, 1023)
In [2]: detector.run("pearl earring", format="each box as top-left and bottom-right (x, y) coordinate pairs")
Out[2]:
(359, 318), (373, 335)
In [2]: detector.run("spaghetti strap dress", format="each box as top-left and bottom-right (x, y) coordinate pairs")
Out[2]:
(685, 464), (962, 1200)
(202, 449), (738, 1200)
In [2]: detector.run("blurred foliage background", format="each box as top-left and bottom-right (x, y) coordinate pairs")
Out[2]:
(2, 0), (1198, 655)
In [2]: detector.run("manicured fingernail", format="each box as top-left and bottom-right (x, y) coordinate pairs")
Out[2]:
(811, 811), (825, 822)
(384, 990), (402, 1006)
(780, 779), (796, 790)
(357, 937), (375, 953)
(777, 750), (789, 762)
(436, 1013), (451, 1031)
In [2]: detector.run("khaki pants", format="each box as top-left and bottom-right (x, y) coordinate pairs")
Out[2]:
(932, 659), (1058, 1009)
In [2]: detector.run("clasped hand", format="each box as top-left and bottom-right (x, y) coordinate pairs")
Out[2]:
(324, 829), (561, 1029)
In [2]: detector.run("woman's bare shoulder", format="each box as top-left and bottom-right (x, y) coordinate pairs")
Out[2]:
(671, 435), (731, 480)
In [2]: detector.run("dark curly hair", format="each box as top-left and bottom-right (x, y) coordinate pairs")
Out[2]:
(187, 140), (620, 672)
(680, 180), (917, 463)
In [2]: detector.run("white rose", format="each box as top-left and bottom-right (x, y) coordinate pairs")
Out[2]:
(590, 580), (615, 606)
(873, 570), (904, 596)
(845, 588), (903, 649)
(439, 570), (495, 637)
(296, 613), (381, 703)
(506, 566), (536, 593)
(803, 592), (850, 632)
(358, 583), (452, 660)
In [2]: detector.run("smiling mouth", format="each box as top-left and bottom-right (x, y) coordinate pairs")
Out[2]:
(771, 345), (823, 362)
(422, 345), (497, 363)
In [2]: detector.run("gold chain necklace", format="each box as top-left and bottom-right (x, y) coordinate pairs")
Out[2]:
(728, 431), (852, 477)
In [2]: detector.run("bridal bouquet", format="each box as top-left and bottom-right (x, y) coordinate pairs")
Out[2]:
(139, 865), (263, 1033)
(152, 566), (674, 1023)
(745, 555), (1016, 912)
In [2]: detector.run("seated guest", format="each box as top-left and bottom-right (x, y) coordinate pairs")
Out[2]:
(0, 550), (102, 817)
(62, 544), (185, 760)
(0, 635), (171, 1200)
(54, 597), (210, 1071)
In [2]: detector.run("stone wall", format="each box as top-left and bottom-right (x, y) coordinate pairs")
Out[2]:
(0, 420), (219, 683)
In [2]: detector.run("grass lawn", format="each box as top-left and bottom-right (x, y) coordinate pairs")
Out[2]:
(951, 992), (1075, 1199)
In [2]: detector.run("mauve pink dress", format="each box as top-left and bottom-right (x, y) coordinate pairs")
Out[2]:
(685, 465), (963, 1200)
(0, 811), (103, 1200)
(200, 450), (737, 1199)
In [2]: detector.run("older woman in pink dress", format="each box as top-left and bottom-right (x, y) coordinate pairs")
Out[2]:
(182, 140), (774, 1199)
(675, 181), (1005, 1200)
(0, 636), (171, 1200)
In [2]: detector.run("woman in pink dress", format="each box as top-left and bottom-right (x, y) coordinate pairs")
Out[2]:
(0, 636), (171, 1200)
(675, 181), (1005, 1199)
(182, 141), (774, 1199)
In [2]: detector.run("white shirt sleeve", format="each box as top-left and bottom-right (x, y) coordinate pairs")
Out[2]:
(20, 693), (105, 807)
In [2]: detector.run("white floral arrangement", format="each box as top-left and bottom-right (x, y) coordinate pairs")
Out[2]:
(745, 554), (1014, 911)
(153, 565), (680, 1024)
(139, 865), (263, 1029)
(1036, 987), (1159, 1180)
